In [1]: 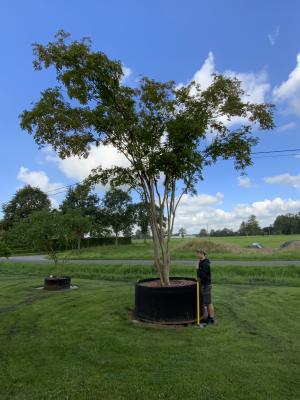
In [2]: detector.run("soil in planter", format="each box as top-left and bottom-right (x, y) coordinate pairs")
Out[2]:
(139, 279), (196, 287)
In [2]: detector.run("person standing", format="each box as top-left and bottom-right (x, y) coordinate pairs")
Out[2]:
(196, 249), (215, 324)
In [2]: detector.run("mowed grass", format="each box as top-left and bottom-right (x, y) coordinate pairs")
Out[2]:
(0, 262), (300, 399)
(59, 235), (300, 261)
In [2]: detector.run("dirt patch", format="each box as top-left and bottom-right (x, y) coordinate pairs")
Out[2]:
(177, 239), (280, 254)
(280, 241), (300, 251)
(177, 239), (245, 253)
(139, 279), (196, 288)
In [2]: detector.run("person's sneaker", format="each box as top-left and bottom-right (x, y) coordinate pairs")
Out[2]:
(206, 317), (215, 325)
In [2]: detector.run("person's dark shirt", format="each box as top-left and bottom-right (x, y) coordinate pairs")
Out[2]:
(197, 258), (211, 286)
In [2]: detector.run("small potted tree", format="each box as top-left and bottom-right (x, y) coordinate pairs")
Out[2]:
(20, 31), (274, 320)
(11, 210), (72, 290)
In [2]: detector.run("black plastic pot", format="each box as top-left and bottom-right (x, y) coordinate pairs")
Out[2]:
(44, 276), (71, 291)
(135, 277), (202, 324)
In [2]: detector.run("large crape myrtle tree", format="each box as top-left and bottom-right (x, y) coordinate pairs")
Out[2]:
(20, 31), (274, 285)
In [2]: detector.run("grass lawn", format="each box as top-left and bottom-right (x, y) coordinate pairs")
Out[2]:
(0, 262), (299, 399)
(58, 235), (300, 261)
(198, 234), (300, 247)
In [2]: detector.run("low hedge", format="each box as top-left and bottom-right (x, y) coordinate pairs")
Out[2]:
(9, 236), (132, 253)
(80, 237), (131, 247)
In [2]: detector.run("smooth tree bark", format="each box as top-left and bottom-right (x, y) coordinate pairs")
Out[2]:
(20, 31), (275, 285)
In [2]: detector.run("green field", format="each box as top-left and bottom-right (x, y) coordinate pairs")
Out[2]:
(58, 235), (300, 261)
(0, 262), (299, 399)
(198, 234), (300, 247)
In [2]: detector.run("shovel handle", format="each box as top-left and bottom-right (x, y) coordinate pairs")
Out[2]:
(197, 280), (200, 325)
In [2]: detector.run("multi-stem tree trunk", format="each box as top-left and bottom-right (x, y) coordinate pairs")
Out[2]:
(143, 176), (184, 286)
(148, 218), (171, 286)
(48, 246), (60, 276)
(146, 186), (170, 286)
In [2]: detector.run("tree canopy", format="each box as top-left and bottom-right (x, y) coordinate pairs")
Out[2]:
(8, 210), (68, 270)
(20, 31), (274, 285)
(239, 215), (262, 236)
(273, 213), (300, 234)
(60, 184), (99, 217)
(102, 188), (134, 244)
(61, 209), (92, 250)
(59, 184), (103, 238)
(178, 228), (187, 238)
(133, 202), (150, 243)
(0, 185), (51, 231)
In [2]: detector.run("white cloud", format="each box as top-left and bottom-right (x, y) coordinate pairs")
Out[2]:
(273, 54), (300, 115)
(179, 192), (224, 208)
(17, 166), (63, 208)
(17, 166), (62, 192)
(121, 65), (132, 84)
(264, 173), (300, 190)
(225, 70), (270, 104)
(277, 122), (296, 132)
(190, 51), (215, 91)
(268, 26), (279, 46)
(188, 52), (270, 105)
(182, 52), (271, 132)
(46, 144), (130, 188)
(174, 195), (300, 233)
(238, 176), (252, 188)
(223, 69), (270, 128)
(235, 197), (300, 219)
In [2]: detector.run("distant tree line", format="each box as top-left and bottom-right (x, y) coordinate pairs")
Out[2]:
(0, 184), (152, 251)
(1, 186), (300, 255)
(198, 213), (300, 237)
(273, 213), (300, 235)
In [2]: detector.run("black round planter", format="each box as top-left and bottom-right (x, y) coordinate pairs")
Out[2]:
(135, 277), (203, 324)
(44, 276), (71, 291)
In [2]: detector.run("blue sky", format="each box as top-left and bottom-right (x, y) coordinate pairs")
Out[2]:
(1, 0), (300, 233)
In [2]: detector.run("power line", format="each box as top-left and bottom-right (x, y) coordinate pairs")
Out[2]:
(1, 147), (300, 206)
(45, 189), (77, 197)
(45, 183), (78, 194)
(253, 153), (300, 159)
(252, 148), (300, 155)
(38, 149), (300, 197)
